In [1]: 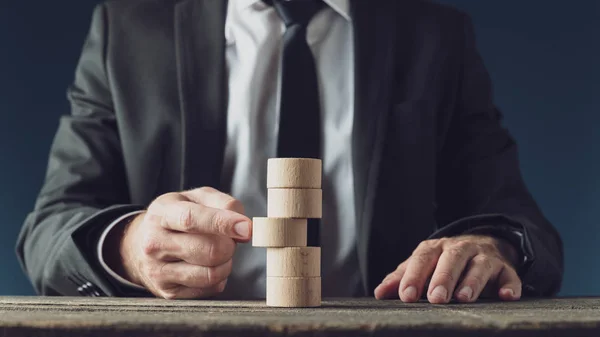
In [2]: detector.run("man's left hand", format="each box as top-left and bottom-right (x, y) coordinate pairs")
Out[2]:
(374, 235), (522, 303)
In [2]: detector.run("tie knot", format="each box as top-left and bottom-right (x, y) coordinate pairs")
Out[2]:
(268, 0), (325, 27)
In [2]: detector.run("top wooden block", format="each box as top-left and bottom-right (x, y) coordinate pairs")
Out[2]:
(267, 158), (322, 189)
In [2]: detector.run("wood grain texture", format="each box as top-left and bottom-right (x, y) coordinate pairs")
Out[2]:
(267, 188), (322, 218)
(0, 297), (599, 336)
(267, 158), (322, 188)
(266, 247), (320, 277)
(266, 277), (321, 307)
(252, 218), (307, 247)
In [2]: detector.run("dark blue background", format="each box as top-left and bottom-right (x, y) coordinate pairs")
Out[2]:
(0, 1), (598, 296)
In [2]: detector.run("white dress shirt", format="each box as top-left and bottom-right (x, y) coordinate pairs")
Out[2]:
(98, 0), (361, 299)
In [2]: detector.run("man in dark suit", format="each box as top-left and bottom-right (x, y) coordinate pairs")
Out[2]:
(16, 0), (563, 303)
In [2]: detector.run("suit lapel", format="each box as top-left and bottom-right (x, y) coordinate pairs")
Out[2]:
(175, 0), (228, 190)
(350, 0), (397, 293)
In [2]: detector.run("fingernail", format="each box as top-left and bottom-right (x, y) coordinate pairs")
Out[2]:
(458, 286), (473, 300)
(431, 285), (448, 301)
(234, 221), (250, 238)
(403, 286), (417, 300)
(502, 288), (515, 298)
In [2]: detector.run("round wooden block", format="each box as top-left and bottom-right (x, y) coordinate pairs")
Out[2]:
(267, 188), (322, 218)
(266, 247), (320, 277)
(267, 158), (322, 189)
(266, 277), (321, 308)
(252, 218), (307, 247)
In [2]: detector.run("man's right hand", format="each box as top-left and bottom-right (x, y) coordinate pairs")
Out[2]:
(113, 187), (252, 299)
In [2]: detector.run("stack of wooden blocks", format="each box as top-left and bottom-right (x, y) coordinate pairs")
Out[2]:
(252, 158), (322, 307)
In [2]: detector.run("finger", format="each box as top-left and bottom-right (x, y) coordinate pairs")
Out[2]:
(140, 230), (183, 263)
(453, 254), (500, 303)
(158, 279), (228, 300)
(157, 259), (233, 289)
(182, 187), (245, 214)
(374, 262), (407, 300)
(428, 243), (477, 304)
(496, 265), (522, 301)
(169, 233), (236, 267)
(157, 200), (251, 240)
(399, 242), (442, 302)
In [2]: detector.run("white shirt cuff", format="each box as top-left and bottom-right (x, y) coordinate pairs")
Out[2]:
(97, 210), (147, 291)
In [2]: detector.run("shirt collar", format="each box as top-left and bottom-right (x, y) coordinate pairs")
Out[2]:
(236, 0), (351, 21)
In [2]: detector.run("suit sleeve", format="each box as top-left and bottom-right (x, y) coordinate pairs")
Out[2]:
(431, 13), (564, 297)
(15, 4), (147, 297)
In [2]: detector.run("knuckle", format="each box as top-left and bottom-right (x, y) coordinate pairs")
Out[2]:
(417, 239), (436, 250)
(162, 192), (181, 200)
(154, 192), (183, 206)
(180, 271), (196, 287)
(464, 275), (485, 289)
(434, 270), (455, 284)
(146, 267), (163, 283)
(207, 261), (232, 286)
(186, 241), (202, 259)
(198, 186), (217, 194)
(223, 198), (244, 213)
(146, 201), (161, 213)
(141, 237), (162, 256)
(477, 241), (495, 253)
(145, 266), (161, 281)
(454, 240), (472, 251)
(153, 193), (171, 204)
(473, 255), (494, 271)
(447, 248), (466, 260)
(208, 239), (234, 265)
(400, 277), (421, 288)
(147, 202), (167, 217)
(205, 267), (218, 286)
(413, 252), (436, 265)
(414, 240), (442, 256)
(178, 207), (195, 231)
(147, 263), (170, 283)
(209, 211), (229, 234)
(438, 237), (451, 244)
(206, 241), (218, 265)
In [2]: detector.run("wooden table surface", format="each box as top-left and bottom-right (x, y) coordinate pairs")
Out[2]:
(0, 296), (599, 337)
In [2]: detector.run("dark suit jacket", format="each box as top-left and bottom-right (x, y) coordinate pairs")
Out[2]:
(16, 0), (563, 297)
